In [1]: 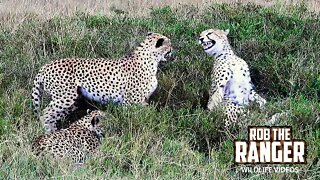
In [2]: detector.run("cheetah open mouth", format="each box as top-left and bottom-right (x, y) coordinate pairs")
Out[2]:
(100, 132), (105, 138)
(96, 131), (105, 138)
(164, 50), (172, 60)
(202, 41), (215, 50)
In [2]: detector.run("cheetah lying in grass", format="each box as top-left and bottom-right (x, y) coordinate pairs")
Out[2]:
(32, 110), (105, 164)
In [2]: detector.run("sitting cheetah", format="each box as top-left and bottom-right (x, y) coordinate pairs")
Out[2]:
(32, 32), (172, 132)
(198, 28), (266, 126)
(32, 110), (105, 164)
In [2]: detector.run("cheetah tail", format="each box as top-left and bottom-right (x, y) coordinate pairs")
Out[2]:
(31, 74), (43, 115)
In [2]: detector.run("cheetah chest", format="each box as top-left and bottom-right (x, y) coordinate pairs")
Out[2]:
(219, 58), (253, 105)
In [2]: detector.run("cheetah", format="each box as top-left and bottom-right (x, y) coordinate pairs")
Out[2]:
(198, 28), (266, 126)
(32, 32), (172, 133)
(32, 110), (105, 164)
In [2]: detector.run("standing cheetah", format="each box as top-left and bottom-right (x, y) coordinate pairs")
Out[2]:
(32, 32), (172, 132)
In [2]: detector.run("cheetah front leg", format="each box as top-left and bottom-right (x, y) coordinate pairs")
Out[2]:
(207, 90), (223, 111)
(207, 84), (228, 111)
(207, 67), (232, 111)
(123, 77), (157, 106)
(143, 76), (158, 106)
(41, 88), (79, 133)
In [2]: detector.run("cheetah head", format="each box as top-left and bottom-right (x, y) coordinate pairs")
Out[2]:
(137, 32), (172, 62)
(72, 110), (105, 138)
(199, 29), (230, 56)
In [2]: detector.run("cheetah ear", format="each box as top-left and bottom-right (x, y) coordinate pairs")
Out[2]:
(224, 29), (230, 36)
(147, 32), (154, 36)
(155, 38), (164, 48)
(87, 109), (92, 114)
(91, 116), (100, 127)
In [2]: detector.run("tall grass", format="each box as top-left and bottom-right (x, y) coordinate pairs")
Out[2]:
(1, 0), (320, 24)
(0, 2), (319, 179)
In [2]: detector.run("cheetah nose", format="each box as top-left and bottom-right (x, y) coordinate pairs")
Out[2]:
(199, 37), (204, 42)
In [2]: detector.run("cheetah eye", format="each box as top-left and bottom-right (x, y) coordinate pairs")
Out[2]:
(207, 32), (213, 35)
(155, 38), (164, 48)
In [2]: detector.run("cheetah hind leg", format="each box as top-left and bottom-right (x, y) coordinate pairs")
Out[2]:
(40, 89), (79, 133)
(222, 102), (245, 128)
(72, 150), (86, 165)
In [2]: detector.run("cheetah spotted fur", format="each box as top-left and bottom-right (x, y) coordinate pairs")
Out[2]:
(32, 32), (172, 132)
(32, 110), (105, 164)
(198, 28), (266, 127)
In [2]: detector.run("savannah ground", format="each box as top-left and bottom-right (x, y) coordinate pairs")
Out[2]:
(0, 0), (319, 179)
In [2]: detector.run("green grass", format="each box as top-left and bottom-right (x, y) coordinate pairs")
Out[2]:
(0, 3), (319, 179)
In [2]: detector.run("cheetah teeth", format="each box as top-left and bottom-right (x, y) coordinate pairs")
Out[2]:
(164, 50), (172, 59)
(203, 42), (212, 46)
(202, 41), (213, 50)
